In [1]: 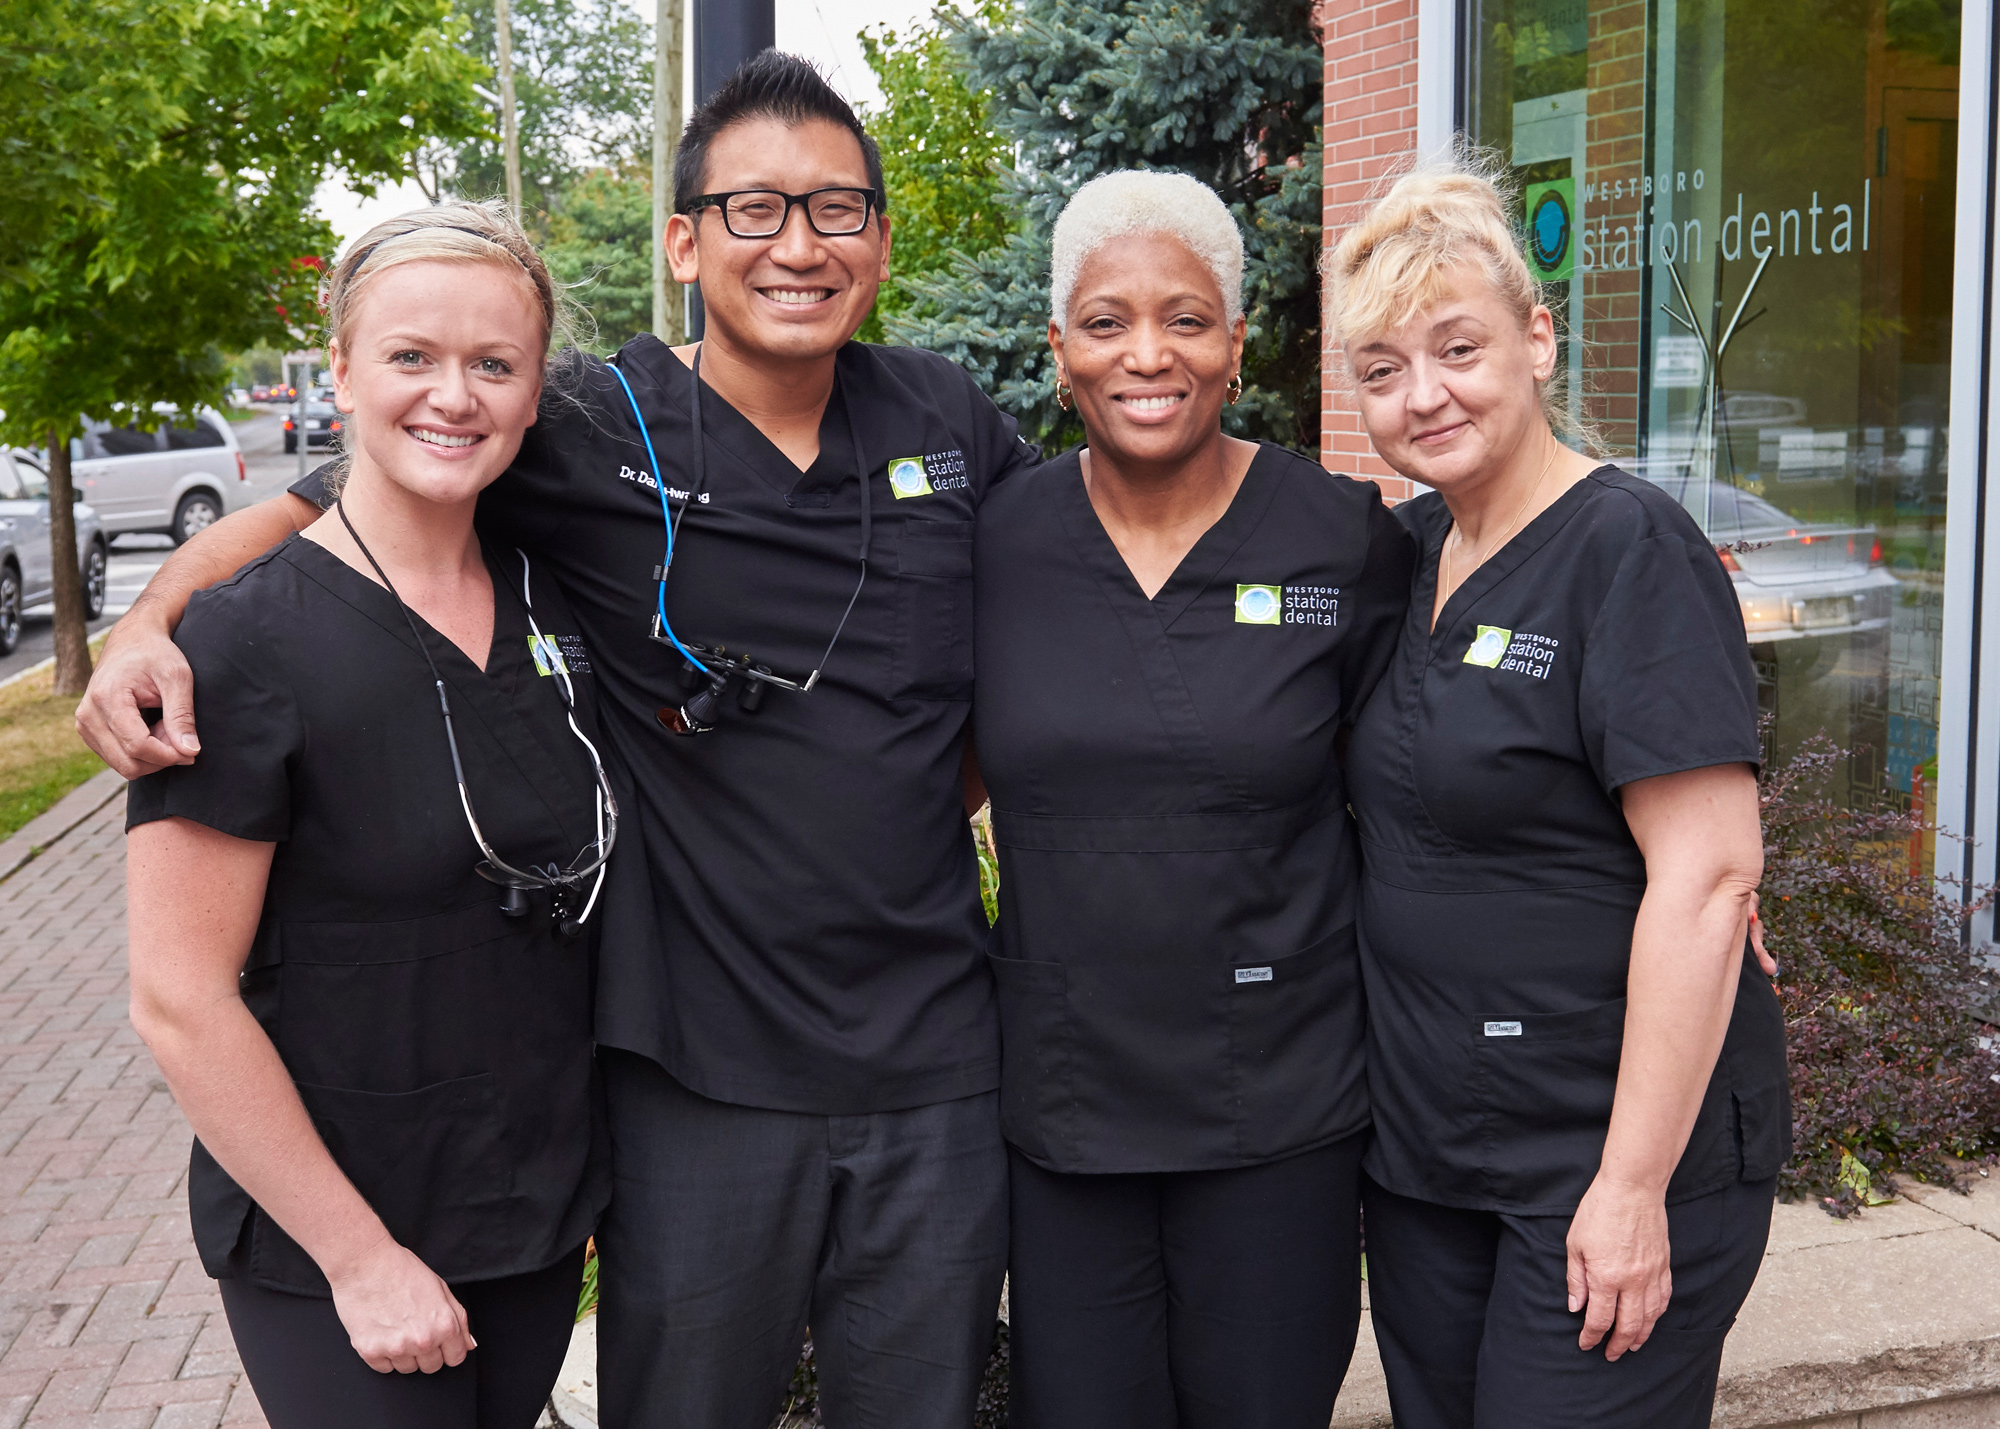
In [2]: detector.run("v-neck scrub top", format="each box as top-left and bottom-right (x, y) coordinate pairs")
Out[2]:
(292, 337), (1038, 1115)
(1344, 466), (1791, 1216)
(127, 536), (610, 1294)
(975, 444), (1415, 1174)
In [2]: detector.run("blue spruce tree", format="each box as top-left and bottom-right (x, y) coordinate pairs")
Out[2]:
(887, 0), (1323, 452)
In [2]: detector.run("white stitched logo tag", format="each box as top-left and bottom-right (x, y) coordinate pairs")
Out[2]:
(1484, 1020), (1524, 1036)
(1235, 967), (1274, 984)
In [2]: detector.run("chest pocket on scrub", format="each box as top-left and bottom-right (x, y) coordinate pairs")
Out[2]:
(894, 520), (974, 698)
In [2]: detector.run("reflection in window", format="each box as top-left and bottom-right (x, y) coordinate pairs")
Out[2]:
(1466, 0), (1960, 872)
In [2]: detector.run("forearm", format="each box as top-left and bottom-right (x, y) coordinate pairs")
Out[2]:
(134, 995), (391, 1281)
(1598, 874), (1755, 1192)
(111, 494), (319, 643)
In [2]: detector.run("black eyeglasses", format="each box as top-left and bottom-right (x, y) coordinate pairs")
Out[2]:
(679, 187), (884, 239)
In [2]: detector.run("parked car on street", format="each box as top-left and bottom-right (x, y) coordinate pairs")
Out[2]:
(1636, 466), (1899, 643)
(283, 393), (343, 454)
(0, 449), (108, 656)
(61, 408), (248, 546)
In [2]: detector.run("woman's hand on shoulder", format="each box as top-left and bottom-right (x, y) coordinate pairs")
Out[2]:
(326, 1235), (476, 1374)
(1565, 1174), (1672, 1360)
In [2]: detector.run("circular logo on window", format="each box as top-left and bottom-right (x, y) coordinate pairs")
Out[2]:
(1529, 190), (1571, 274)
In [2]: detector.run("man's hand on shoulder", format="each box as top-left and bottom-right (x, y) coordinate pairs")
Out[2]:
(77, 616), (198, 778)
(75, 492), (318, 779)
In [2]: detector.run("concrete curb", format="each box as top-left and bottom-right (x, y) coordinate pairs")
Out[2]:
(0, 765), (126, 883)
(0, 655), (57, 692)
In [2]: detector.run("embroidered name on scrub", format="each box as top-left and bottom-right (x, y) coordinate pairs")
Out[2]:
(1234, 584), (1340, 626)
(1463, 626), (1560, 679)
(888, 449), (971, 498)
(617, 465), (710, 504)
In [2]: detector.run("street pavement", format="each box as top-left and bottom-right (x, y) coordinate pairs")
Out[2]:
(1, 413), (310, 687)
(0, 786), (266, 1427)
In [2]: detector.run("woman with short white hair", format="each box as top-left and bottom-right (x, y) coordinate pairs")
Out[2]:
(972, 168), (1414, 1428)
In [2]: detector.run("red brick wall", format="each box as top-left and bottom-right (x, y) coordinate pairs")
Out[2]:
(1581, 0), (1649, 456)
(1318, 0), (1423, 502)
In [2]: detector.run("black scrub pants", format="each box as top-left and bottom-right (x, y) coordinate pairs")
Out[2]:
(595, 1049), (1009, 1429)
(1007, 1132), (1366, 1429)
(219, 1248), (584, 1429)
(1361, 1173), (1777, 1429)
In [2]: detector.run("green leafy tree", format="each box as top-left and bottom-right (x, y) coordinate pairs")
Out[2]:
(424, 0), (653, 225)
(854, 4), (1014, 342)
(0, 0), (485, 692)
(545, 168), (655, 355)
(888, 0), (1324, 452)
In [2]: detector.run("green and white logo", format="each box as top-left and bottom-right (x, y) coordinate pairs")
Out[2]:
(1464, 625), (1512, 667)
(887, 456), (932, 498)
(1235, 584), (1283, 625)
(528, 633), (567, 677)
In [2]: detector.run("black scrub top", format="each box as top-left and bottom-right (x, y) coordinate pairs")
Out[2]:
(975, 444), (1415, 1174)
(127, 535), (609, 1295)
(293, 337), (1038, 1115)
(1345, 466), (1791, 1216)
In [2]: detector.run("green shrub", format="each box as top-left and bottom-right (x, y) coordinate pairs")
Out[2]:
(1761, 734), (2000, 1213)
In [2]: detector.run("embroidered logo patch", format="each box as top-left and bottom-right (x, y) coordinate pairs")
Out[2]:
(887, 450), (971, 497)
(1465, 627), (1561, 680)
(1484, 1021), (1523, 1037)
(1236, 967), (1274, 984)
(528, 633), (567, 676)
(529, 633), (591, 676)
(1235, 585), (1283, 625)
(1465, 626), (1512, 667)
(888, 457), (932, 498)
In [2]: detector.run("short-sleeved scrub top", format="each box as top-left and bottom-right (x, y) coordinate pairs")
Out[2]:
(975, 444), (1415, 1174)
(293, 337), (1038, 1116)
(1345, 466), (1791, 1216)
(127, 535), (610, 1295)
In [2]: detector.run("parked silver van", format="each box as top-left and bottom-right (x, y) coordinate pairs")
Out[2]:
(69, 408), (248, 545)
(0, 450), (108, 656)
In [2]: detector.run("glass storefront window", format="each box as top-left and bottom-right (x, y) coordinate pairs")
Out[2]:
(1467, 0), (1962, 872)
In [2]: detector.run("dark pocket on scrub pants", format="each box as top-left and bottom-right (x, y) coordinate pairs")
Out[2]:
(989, 953), (1072, 1165)
(292, 1073), (517, 1268)
(1470, 998), (1625, 1207)
(894, 521), (974, 699)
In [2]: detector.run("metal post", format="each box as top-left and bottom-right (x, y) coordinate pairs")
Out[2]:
(653, 0), (686, 343)
(686, 0), (774, 339)
(496, 0), (522, 216)
(293, 358), (311, 483)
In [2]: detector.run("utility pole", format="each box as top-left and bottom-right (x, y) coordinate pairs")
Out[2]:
(495, 0), (522, 215)
(687, 0), (774, 337)
(652, 0), (686, 343)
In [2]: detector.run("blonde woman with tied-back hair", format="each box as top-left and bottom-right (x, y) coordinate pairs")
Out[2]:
(974, 168), (1414, 1429)
(1328, 153), (1789, 1429)
(124, 200), (614, 1429)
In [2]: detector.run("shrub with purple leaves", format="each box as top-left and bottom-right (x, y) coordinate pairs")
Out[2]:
(1760, 734), (2000, 1214)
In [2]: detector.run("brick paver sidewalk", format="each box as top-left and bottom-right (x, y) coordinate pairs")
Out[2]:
(0, 790), (265, 1428)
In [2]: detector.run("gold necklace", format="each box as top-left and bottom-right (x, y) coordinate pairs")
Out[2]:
(1441, 437), (1560, 598)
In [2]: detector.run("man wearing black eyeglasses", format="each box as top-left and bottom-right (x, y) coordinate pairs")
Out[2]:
(79, 51), (1035, 1429)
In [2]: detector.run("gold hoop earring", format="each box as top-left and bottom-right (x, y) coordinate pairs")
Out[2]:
(1056, 380), (1073, 412)
(1226, 373), (1243, 405)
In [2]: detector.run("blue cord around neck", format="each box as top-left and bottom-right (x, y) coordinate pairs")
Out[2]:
(607, 352), (710, 675)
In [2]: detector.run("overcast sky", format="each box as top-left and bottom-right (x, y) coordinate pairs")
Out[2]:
(315, 0), (936, 251)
